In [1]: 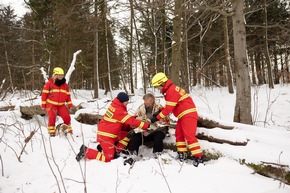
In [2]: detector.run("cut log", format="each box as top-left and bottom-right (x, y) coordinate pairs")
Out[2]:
(20, 105), (46, 120)
(75, 113), (103, 125)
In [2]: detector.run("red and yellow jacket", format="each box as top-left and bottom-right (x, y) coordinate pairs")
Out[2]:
(157, 79), (198, 120)
(97, 98), (149, 139)
(41, 78), (72, 108)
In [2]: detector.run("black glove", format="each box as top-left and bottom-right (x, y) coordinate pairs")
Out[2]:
(153, 110), (161, 117)
(151, 116), (158, 124)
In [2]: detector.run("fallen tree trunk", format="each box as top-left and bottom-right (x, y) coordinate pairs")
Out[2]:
(0, 106), (15, 111)
(196, 132), (248, 146)
(20, 105), (46, 120)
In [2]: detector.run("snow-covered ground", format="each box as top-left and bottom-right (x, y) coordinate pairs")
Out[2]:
(0, 85), (290, 193)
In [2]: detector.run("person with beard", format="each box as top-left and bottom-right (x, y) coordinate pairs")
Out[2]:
(41, 67), (73, 137)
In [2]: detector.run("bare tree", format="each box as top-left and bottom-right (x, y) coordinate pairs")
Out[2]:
(231, 0), (253, 124)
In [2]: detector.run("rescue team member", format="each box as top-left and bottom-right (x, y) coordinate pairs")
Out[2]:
(41, 67), (73, 137)
(150, 72), (203, 167)
(76, 92), (151, 163)
(128, 93), (170, 158)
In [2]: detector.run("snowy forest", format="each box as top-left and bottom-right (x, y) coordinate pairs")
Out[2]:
(0, 0), (289, 123)
(1, 1), (290, 193)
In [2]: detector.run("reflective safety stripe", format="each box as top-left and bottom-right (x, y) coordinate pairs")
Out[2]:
(48, 126), (55, 134)
(96, 152), (106, 162)
(166, 101), (177, 106)
(191, 149), (202, 155)
(188, 142), (200, 149)
(120, 114), (131, 123)
(177, 108), (196, 118)
(97, 130), (117, 138)
(104, 116), (118, 123)
(42, 90), (49, 93)
(119, 137), (129, 146)
(42, 101), (46, 104)
(179, 93), (189, 101)
(138, 122), (144, 128)
(50, 89), (67, 94)
(47, 99), (65, 106)
(177, 147), (187, 152)
(160, 112), (166, 119)
(176, 141), (187, 146)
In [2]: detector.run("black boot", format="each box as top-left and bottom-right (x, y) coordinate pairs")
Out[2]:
(123, 150), (137, 165)
(177, 152), (187, 162)
(192, 156), (203, 167)
(76, 145), (87, 162)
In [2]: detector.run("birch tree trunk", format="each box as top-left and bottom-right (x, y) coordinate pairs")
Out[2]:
(171, 0), (182, 84)
(129, 0), (134, 94)
(263, 0), (274, 88)
(94, 0), (99, 99)
(231, 0), (253, 124)
(104, 1), (112, 95)
(223, 14), (234, 94)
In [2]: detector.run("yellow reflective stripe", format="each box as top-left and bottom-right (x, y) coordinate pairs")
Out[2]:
(97, 130), (117, 138)
(66, 92), (70, 95)
(188, 142), (200, 149)
(51, 89), (67, 94)
(177, 147), (187, 152)
(96, 152), (105, 162)
(177, 108), (197, 118)
(176, 141), (186, 146)
(104, 116), (118, 123)
(138, 122), (144, 128)
(159, 112), (166, 119)
(179, 93), (189, 101)
(119, 140), (129, 146)
(67, 101), (72, 105)
(42, 90), (49, 93)
(47, 99), (65, 106)
(42, 101), (46, 104)
(48, 126), (55, 132)
(120, 114), (131, 123)
(191, 149), (202, 155)
(166, 101), (177, 106)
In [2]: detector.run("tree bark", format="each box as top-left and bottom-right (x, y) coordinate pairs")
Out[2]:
(171, 0), (182, 84)
(223, 14), (234, 93)
(231, 0), (253, 125)
(263, 0), (274, 88)
(94, 0), (99, 99)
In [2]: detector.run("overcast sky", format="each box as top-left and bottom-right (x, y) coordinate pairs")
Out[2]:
(2, 0), (29, 17)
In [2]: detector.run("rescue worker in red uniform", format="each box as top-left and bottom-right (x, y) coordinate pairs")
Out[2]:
(76, 92), (150, 163)
(41, 67), (73, 137)
(151, 72), (203, 167)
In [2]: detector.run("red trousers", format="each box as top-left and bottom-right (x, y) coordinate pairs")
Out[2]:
(175, 116), (202, 157)
(85, 131), (129, 162)
(46, 104), (72, 135)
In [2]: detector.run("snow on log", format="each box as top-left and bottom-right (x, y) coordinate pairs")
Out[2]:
(197, 127), (248, 146)
(198, 112), (234, 130)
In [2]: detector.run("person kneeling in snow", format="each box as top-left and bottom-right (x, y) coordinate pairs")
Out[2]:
(76, 92), (151, 163)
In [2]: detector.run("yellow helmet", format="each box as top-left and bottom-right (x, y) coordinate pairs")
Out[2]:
(151, 72), (168, 87)
(53, 67), (64, 75)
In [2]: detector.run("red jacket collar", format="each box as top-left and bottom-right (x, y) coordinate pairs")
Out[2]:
(161, 79), (173, 94)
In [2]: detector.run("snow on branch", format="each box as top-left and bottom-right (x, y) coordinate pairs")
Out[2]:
(40, 67), (49, 83)
(65, 50), (82, 83)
